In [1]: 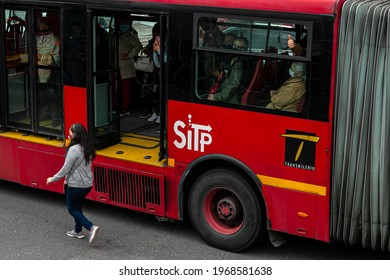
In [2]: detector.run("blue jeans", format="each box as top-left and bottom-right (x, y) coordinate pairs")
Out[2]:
(66, 186), (93, 233)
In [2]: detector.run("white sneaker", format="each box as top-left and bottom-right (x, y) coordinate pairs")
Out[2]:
(89, 225), (100, 244)
(155, 115), (160, 123)
(147, 113), (158, 122)
(67, 230), (85, 239)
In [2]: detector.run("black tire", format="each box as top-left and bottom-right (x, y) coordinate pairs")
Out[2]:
(188, 168), (263, 251)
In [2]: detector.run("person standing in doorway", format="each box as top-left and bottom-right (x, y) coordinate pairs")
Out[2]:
(118, 16), (142, 115)
(139, 22), (161, 122)
(46, 123), (99, 244)
(36, 21), (61, 127)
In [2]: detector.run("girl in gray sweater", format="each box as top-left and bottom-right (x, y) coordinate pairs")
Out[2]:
(47, 123), (99, 244)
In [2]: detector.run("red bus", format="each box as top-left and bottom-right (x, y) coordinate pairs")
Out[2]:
(1, 0), (389, 252)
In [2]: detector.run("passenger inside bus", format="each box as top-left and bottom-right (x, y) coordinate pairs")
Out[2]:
(199, 17), (225, 47)
(118, 16), (142, 115)
(207, 36), (249, 103)
(138, 22), (162, 123)
(198, 17), (225, 93)
(36, 20), (61, 127)
(221, 34), (237, 49)
(265, 62), (306, 112)
(251, 34), (306, 109)
(216, 34), (238, 71)
(287, 34), (306, 56)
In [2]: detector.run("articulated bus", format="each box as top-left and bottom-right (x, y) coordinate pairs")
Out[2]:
(1, 0), (389, 252)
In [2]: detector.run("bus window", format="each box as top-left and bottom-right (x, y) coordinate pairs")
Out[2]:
(34, 10), (62, 130)
(92, 15), (117, 145)
(196, 17), (282, 105)
(4, 9), (30, 127)
(63, 10), (86, 87)
(194, 15), (332, 120)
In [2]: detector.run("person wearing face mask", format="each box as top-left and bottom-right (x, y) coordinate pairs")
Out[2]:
(118, 16), (142, 115)
(36, 21), (61, 127)
(207, 36), (249, 103)
(266, 62), (306, 112)
(46, 123), (99, 244)
(211, 34), (238, 77)
(138, 22), (161, 121)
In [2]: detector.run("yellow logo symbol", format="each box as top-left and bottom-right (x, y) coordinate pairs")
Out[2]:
(281, 134), (320, 162)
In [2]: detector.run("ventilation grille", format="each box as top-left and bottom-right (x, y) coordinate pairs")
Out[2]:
(94, 165), (164, 215)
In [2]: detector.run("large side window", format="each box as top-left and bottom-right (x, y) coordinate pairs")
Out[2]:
(195, 15), (332, 120)
(3, 8), (64, 136)
(63, 10), (86, 87)
(34, 9), (62, 131)
(4, 9), (31, 129)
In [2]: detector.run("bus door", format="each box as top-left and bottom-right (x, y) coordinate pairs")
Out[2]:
(89, 10), (167, 159)
(2, 8), (31, 132)
(89, 11), (120, 149)
(34, 8), (62, 135)
(0, 7), (5, 131)
(2, 7), (63, 137)
(157, 14), (167, 161)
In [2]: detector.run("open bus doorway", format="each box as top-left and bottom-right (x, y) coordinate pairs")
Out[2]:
(119, 17), (163, 138)
(90, 11), (167, 161)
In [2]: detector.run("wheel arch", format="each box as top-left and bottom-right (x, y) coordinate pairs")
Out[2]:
(178, 154), (266, 221)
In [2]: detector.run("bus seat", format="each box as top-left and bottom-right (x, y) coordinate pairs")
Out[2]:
(241, 58), (266, 105)
(296, 96), (306, 113)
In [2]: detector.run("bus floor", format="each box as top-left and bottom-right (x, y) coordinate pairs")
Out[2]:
(120, 110), (160, 138)
(97, 111), (165, 168)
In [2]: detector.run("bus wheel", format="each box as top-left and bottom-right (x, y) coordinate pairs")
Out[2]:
(188, 168), (263, 251)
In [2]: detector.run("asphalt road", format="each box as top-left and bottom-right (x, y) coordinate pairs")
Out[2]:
(0, 179), (389, 261)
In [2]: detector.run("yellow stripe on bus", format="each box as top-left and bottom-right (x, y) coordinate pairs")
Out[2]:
(0, 131), (64, 147)
(257, 175), (327, 196)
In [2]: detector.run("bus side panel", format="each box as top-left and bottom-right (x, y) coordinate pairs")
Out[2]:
(163, 166), (182, 220)
(18, 141), (65, 192)
(167, 100), (331, 242)
(262, 186), (329, 241)
(63, 85), (88, 132)
(0, 136), (21, 183)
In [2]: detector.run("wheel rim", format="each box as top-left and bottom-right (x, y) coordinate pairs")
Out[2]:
(203, 187), (244, 234)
